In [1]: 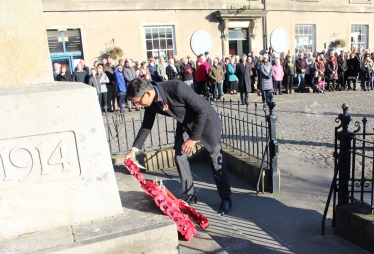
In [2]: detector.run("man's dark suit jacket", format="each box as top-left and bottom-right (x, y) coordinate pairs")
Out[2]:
(250, 56), (259, 65)
(53, 72), (59, 81)
(235, 63), (252, 93)
(132, 80), (222, 152)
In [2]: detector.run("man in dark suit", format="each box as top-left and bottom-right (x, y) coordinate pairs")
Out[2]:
(235, 54), (252, 105)
(125, 78), (232, 215)
(53, 62), (60, 81)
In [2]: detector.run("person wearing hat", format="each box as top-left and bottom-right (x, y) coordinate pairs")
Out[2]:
(187, 55), (196, 71)
(204, 51), (212, 66)
(259, 54), (273, 103)
(195, 56), (210, 96)
(360, 53), (373, 91)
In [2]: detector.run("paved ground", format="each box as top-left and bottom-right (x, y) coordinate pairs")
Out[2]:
(222, 90), (374, 174)
(111, 89), (373, 253)
(126, 160), (368, 253)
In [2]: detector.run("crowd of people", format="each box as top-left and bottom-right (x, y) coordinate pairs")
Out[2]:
(52, 45), (374, 112)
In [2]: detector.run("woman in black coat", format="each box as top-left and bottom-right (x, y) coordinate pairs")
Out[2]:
(57, 64), (73, 82)
(346, 53), (360, 90)
(235, 55), (252, 105)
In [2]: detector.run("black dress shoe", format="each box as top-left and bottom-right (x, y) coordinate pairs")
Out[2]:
(218, 198), (232, 215)
(183, 194), (197, 205)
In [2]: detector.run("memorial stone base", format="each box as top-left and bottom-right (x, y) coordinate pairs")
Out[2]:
(0, 83), (123, 240)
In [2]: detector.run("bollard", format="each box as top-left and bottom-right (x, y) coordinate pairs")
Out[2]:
(336, 103), (353, 205)
(266, 93), (280, 195)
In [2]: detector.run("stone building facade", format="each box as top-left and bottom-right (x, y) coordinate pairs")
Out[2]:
(42, 0), (374, 71)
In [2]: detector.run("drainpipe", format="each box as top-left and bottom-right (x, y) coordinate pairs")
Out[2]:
(263, 0), (268, 50)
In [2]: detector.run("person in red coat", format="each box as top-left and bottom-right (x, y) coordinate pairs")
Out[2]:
(195, 56), (210, 96)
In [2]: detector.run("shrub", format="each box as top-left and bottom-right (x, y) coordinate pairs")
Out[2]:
(332, 39), (346, 48)
(106, 46), (124, 60)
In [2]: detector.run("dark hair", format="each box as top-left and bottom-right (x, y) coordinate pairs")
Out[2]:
(225, 57), (231, 61)
(126, 78), (154, 101)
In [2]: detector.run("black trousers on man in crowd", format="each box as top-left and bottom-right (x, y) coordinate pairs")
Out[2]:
(285, 74), (294, 94)
(107, 84), (117, 111)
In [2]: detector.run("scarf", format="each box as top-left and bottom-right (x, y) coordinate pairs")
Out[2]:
(287, 59), (294, 68)
(317, 60), (324, 72)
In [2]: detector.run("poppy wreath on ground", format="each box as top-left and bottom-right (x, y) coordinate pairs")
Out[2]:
(124, 159), (209, 240)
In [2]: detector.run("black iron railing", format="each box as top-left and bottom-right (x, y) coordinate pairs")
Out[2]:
(104, 100), (271, 159)
(103, 96), (279, 194)
(212, 99), (269, 162)
(103, 109), (176, 154)
(322, 103), (374, 235)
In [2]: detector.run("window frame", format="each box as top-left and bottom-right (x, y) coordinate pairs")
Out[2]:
(294, 24), (316, 54)
(144, 26), (176, 60)
(47, 29), (83, 73)
(351, 24), (369, 50)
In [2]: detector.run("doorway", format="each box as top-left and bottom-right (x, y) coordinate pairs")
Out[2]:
(228, 28), (249, 56)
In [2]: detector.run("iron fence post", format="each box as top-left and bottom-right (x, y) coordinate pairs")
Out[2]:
(266, 93), (279, 194)
(336, 103), (353, 205)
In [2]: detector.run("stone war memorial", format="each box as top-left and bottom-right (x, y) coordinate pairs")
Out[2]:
(0, 0), (178, 253)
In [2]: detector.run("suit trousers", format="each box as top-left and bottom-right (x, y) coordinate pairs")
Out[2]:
(174, 130), (231, 200)
(240, 92), (248, 105)
(107, 84), (117, 111)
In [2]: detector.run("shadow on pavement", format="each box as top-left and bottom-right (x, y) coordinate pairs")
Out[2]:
(115, 161), (367, 253)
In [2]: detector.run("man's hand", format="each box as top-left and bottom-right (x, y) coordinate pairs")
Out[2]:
(182, 138), (196, 155)
(125, 149), (136, 161)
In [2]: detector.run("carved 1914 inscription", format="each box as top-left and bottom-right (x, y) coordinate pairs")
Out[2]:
(0, 132), (80, 189)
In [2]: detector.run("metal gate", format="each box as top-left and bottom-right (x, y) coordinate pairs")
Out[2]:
(322, 103), (374, 234)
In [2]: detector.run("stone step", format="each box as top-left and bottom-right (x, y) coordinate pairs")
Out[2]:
(0, 211), (178, 254)
(0, 168), (179, 254)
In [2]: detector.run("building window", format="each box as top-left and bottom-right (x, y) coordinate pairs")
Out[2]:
(47, 29), (83, 73)
(351, 25), (368, 50)
(144, 26), (175, 60)
(295, 25), (315, 54)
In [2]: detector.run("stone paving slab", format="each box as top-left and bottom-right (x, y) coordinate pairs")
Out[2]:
(141, 159), (368, 253)
(161, 162), (256, 207)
